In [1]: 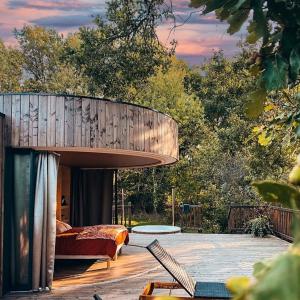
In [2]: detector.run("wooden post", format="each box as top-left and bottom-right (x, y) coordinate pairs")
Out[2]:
(172, 188), (175, 226)
(198, 202), (201, 227)
(121, 188), (125, 226)
(114, 170), (118, 225)
(128, 202), (132, 228)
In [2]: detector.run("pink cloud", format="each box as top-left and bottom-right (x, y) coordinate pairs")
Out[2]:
(0, 0), (243, 64)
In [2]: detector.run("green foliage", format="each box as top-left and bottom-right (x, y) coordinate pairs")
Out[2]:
(126, 192), (155, 214)
(242, 83), (300, 155)
(190, 0), (300, 117)
(15, 26), (63, 90)
(253, 181), (300, 210)
(67, 0), (172, 98)
(0, 40), (23, 92)
(14, 25), (89, 94)
(244, 216), (273, 237)
(121, 51), (292, 231)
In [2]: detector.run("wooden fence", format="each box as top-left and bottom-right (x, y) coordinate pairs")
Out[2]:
(228, 205), (298, 242)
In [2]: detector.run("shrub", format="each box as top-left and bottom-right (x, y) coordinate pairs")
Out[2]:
(126, 192), (154, 214)
(244, 216), (273, 237)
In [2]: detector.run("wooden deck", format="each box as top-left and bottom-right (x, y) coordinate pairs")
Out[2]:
(4, 233), (289, 299)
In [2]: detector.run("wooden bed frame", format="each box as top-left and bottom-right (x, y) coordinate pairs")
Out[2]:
(55, 243), (123, 269)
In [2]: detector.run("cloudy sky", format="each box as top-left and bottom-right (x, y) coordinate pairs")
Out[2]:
(0, 0), (246, 65)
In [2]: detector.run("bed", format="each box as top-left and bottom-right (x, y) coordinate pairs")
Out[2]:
(55, 222), (129, 269)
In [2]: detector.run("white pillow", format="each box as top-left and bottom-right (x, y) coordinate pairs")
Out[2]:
(56, 220), (72, 234)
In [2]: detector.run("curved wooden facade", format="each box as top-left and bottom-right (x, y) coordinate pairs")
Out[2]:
(0, 94), (178, 168)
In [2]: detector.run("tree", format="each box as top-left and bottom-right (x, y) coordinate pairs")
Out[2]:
(189, 0), (300, 117)
(120, 53), (292, 231)
(15, 26), (89, 94)
(120, 57), (205, 213)
(15, 26), (63, 91)
(0, 40), (23, 92)
(67, 0), (173, 98)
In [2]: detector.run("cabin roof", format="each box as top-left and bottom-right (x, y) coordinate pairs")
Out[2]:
(0, 93), (179, 168)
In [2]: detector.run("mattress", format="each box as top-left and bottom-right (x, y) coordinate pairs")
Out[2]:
(55, 225), (129, 259)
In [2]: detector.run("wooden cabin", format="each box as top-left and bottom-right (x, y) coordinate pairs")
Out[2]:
(0, 93), (178, 295)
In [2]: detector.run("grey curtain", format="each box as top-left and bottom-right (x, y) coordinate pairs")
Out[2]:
(71, 169), (113, 226)
(32, 153), (59, 291)
(4, 151), (36, 292)
(3, 150), (59, 293)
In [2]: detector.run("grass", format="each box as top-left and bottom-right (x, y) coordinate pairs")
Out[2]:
(131, 212), (170, 227)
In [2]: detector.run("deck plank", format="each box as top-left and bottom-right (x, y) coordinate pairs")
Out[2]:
(3, 233), (289, 300)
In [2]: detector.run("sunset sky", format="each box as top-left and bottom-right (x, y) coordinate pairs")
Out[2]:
(0, 0), (247, 65)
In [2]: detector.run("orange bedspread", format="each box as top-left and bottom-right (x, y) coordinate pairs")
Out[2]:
(55, 225), (129, 259)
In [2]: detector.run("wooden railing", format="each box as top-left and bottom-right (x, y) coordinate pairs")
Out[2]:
(112, 202), (132, 227)
(228, 205), (298, 242)
(177, 204), (202, 229)
(269, 207), (295, 242)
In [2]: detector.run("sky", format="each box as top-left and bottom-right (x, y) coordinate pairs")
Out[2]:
(0, 0), (247, 65)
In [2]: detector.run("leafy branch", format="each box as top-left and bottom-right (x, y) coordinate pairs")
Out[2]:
(189, 0), (300, 117)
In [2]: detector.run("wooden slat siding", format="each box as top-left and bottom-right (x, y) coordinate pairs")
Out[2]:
(153, 112), (159, 153)
(20, 95), (30, 147)
(128, 105), (134, 150)
(0, 115), (4, 296)
(172, 118), (177, 157)
(3, 95), (12, 146)
(168, 117), (173, 156)
(90, 99), (98, 148)
(81, 97), (90, 147)
(156, 113), (162, 155)
(105, 101), (113, 148)
(11, 94), (21, 146)
(144, 109), (150, 153)
(170, 118), (175, 157)
(38, 95), (48, 146)
(119, 103), (127, 149)
(112, 102), (120, 149)
(138, 107), (145, 152)
(0, 94), (179, 164)
(47, 95), (56, 147)
(133, 106), (140, 151)
(160, 114), (166, 155)
(148, 110), (154, 153)
(29, 94), (39, 147)
(169, 117), (174, 156)
(74, 97), (82, 147)
(55, 96), (65, 147)
(98, 100), (106, 148)
(155, 115), (165, 154)
(64, 96), (74, 148)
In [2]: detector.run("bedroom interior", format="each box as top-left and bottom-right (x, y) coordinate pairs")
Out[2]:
(0, 93), (179, 296)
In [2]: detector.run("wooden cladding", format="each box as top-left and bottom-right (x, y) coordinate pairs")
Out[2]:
(0, 94), (178, 164)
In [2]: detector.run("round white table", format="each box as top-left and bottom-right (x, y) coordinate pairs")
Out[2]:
(132, 225), (181, 234)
